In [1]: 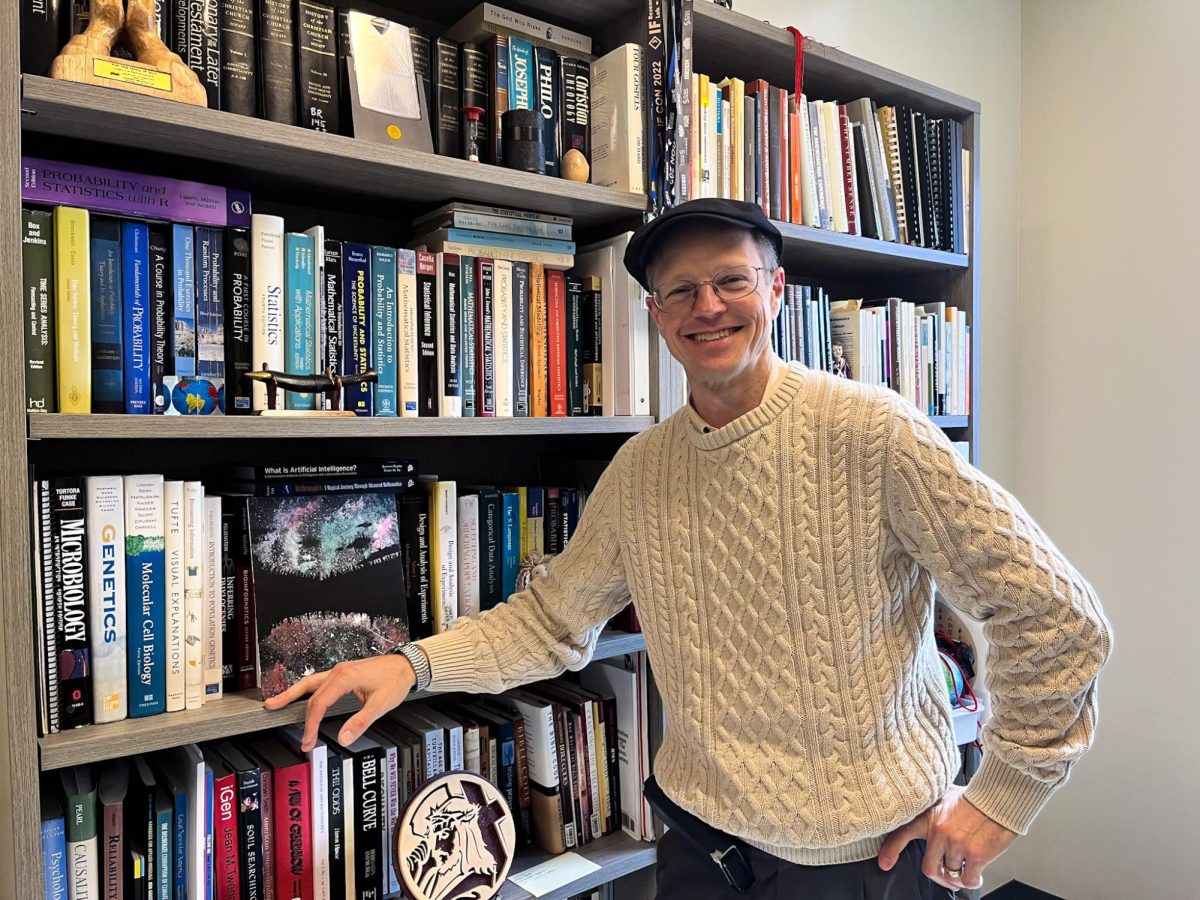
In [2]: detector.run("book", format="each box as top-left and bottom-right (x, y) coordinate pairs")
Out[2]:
(20, 0), (67, 77)
(184, 0), (221, 108)
(224, 227), (253, 414)
(285, 232), (318, 410)
(433, 37), (461, 157)
(424, 480), (458, 633)
(220, 508), (239, 695)
(397, 249), (419, 416)
(492, 260), (514, 417)
(189, 224), (220, 389)
(398, 493), (433, 640)
(250, 215), (285, 411)
(511, 261), (530, 417)
(22, 208), (57, 412)
(212, 742), (264, 900)
(85, 476), (126, 724)
(413, 228), (575, 256)
(322, 240), (344, 411)
(565, 276), (584, 414)
(97, 760), (127, 900)
(437, 252), (462, 416)
(475, 258), (495, 416)
(444, 3), (592, 58)
(147, 226), (173, 415)
(297, 0), (340, 133)
(413, 237), (574, 270)
(341, 242), (373, 416)
(203, 496), (223, 700)
(534, 46), (562, 176)
(88, 217), (123, 415)
(590, 44), (644, 194)
(51, 478), (91, 729)
(249, 739), (313, 900)
(41, 791), (68, 900)
(412, 201), (572, 233)
(256, 0), (296, 124)
(279, 727), (330, 900)
(528, 262), (548, 416)
(219, 0), (257, 116)
(247, 492), (410, 699)
(415, 251), (438, 416)
(457, 493), (481, 619)
(370, 245), (398, 416)
(581, 275), (602, 415)
(546, 269), (567, 416)
(61, 767), (99, 900)
(560, 56), (591, 169)
(461, 41), (490, 160)
(170, 224), (196, 383)
(459, 255), (478, 417)
(163, 481), (185, 712)
(183, 482), (205, 709)
(53, 205), (90, 414)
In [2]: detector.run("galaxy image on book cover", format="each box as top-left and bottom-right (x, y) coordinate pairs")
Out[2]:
(248, 491), (410, 698)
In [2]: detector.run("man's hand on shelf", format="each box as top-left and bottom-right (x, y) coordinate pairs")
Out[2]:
(262, 653), (417, 752)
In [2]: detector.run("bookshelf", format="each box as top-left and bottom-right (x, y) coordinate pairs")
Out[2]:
(1, 2), (981, 898)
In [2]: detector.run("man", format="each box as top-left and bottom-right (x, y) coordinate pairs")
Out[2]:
(266, 199), (1112, 897)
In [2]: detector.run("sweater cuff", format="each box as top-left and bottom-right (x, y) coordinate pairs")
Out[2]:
(416, 627), (482, 693)
(963, 751), (1061, 835)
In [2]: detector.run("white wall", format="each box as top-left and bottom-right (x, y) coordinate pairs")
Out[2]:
(1003, 1), (1200, 895)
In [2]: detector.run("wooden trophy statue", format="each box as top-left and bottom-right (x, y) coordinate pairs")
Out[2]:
(49, 0), (207, 106)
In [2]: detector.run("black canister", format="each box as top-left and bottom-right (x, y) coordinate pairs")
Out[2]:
(501, 108), (545, 174)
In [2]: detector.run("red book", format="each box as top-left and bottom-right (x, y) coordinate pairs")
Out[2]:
(838, 104), (859, 235)
(546, 269), (568, 417)
(204, 750), (242, 900)
(250, 739), (313, 900)
(475, 257), (496, 417)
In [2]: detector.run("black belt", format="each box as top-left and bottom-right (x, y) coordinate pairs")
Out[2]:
(643, 776), (756, 893)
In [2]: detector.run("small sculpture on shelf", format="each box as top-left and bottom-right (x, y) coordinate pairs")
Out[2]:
(50, 0), (207, 106)
(243, 366), (379, 415)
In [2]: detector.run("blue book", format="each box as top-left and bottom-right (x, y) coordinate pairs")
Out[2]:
(172, 224), (196, 378)
(40, 794), (67, 900)
(459, 256), (477, 417)
(284, 232), (317, 410)
(508, 37), (534, 110)
(125, 474), (166, 716)
(204, 765), (214, 900)
(371, 245), (398, 416)
(500, 491), (520, 600)
(157, 765), (189, 900)
(156, 788), (172, 900)
(511, 262), (530, 417)
(439, 228), (575, 255)
(341, 242), (373, 416)
(478, 487), (502, 610)
(563, 487), (581, 543)
(122, 221), (152, 414)
(90, 218), (124, 414)
(194, 226), (225, 380)
(533, 46), (562, 177)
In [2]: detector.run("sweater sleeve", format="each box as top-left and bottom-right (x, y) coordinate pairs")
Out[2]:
(416, 450), (633, 695)
(882, 402), (1112, 835)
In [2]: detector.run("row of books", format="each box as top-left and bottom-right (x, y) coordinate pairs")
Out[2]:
(772, 285), (969, 420)
(687, 75), (969, 254)
(42, 658), (654, 899)
(31, 462), (599, 735)
(773, 285), (972, 417)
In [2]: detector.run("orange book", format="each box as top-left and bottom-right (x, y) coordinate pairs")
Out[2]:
(546, 269), (568, 417)
(529, 262), (549, 416)
(789, 106), (803, 224)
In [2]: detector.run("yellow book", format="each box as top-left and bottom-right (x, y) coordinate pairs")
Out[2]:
(517, 485), (529, 559)
(529, 263), (549, 416)
(424, 479), (459, 633)
(53, 206), (90, 414)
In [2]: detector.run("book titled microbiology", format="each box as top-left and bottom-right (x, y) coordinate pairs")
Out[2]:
(21, 158), (252, 228)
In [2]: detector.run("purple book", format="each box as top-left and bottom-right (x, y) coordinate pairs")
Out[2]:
(21, 158), (252, 228)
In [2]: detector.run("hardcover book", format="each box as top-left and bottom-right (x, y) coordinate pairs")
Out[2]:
(87, 475), (127, 724)
(534, 46), (562, 176)
(90, 217), (124, 414)
(248, 492), (410, 699)
(147, 226), (173, 415)
(297, 0), (340, 133)
(220, 0), (257, 116)
(126, 475), (166, 717)
(22, 208), (56, 412)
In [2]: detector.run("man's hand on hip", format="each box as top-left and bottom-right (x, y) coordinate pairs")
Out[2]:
(262, 653), (417, 752)
(877, 784), (1018, 891)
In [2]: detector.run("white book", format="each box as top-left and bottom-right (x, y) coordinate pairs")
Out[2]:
(304, 224), (327, 407)
(396, 249), (420, 416)
(65, 821), (98, 899)
(342, 753), (357, 900)
(582, 231), (648, 416)
(250, 214), (286, 411)
(183, 482), (205, 709)
(462, 722), (481, 775)
(492, 259), (514, 417)
(158, 744), (206, 900)
(821, 100), (849, 233)
(420, 707), (465, 772)
(163, 480), (186, 712)
(797, 94), (819, 227)
(582, 660), (646, 840)
(281, 726), (331, 900)
(590, 44), (645, 194)
(425, 480), (459, 632)
(86, 475), (126, 723)
(202, 495), (222, 701)
(457, 493), (481, 619)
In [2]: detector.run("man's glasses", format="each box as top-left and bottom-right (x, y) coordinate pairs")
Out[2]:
(649, 265), (769, 313)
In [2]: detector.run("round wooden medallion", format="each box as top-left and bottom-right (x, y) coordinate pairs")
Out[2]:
(395, 771), (517, 900)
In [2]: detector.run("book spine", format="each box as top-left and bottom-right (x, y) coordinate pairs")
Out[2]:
(194, 225), (225, 384)
(38, 480), (61, 735)
(475, 259), (495, 416)
(52, 479), (92, 728)
(327, 753), (345, 900)
(434, 37), (461, 157)
(215, 771), (241, 899)
(20, 0), (66, 76)
(42, 806), (68, 899)
(590, 44), (645, 193)
(236, 766), (264, 900)
(162, 481), (185, 711)
(560, 57), (590, 167)
(492, 260), (513, 417)
(183, 483), (205, 708)
(283, 232), (317, 410)
(341, 242), (372, 416)
(322, 241), (344, 411)
(147, 226), (172, 414)
(545, 488), (562, 554)
(458, 256), (477, 417)
(508, 37), (533, 110)
(256, 0), (295, 124)
(86, 476), (127, 724)
(582, 277), (602, 415)
(457, 494), (481, 619)
(547, 270), (567, 416)
(419, 240), (574, 270)
(370, 246), (398, 416)
(185, 0), (221, 108)
(171, 0), (188, 65)
(248, 216), (283, 409)
(525, 487), (544, 557)
(534, 46), (561, 176)
(500, 492), (519, 599)
(399, 493), (433, 640)
(424, 210), (573, 240)
(839, 105), (858, 235)
(222, 227), (252, 413)
(53, 206), (90, 414)
(170, 223), (196, 383)
(220, 510), (237, 693)
(395, 249), (418, 417)
(511, 262), (530, 417)
(124, 474), (165, 717)
(490, 34), (508, 165)
(90, 219), (123, 414)
(274, 764), (313, 900)
(296, 0), (339, 133)
(565, 276), (584, 415)
(438, 253), (461, 416)
(22, 208), (56, 412)
(63, 776), (99, 900)
(528, 263), (547, 417)
(461, 42), (490, 160)
(427, 481), (459, 633)
(415, 251), (438, 417)
(203, 496), (223, 700)
(354, 750), (384, 899)
(220, 0), (257, 116)
(478, 490), (500, 610)
(258, 759), (275, 900)
(234, 500), (256, 690)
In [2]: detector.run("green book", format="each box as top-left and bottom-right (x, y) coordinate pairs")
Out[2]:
(60, 766), (99, 899)
(22, 208), (56, 412)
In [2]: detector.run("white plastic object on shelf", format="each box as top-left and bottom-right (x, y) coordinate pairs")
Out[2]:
(951, 695), (984, 746)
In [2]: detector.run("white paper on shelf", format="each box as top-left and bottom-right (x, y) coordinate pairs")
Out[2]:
(507, 852), (602, 897)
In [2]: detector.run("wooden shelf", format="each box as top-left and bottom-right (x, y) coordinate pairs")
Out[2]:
(27, 413), (657, 441)
(19, 76), (647, 229)
(39, 630), (647, 771)
(775, 220), (969, 279)
(500, 831), (657, 899)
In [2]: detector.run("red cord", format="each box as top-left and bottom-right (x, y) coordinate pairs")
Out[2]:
(940, 651), (979, 712)
(786, 27), (805, 100)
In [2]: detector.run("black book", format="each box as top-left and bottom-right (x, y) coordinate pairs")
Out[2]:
(894, 106), (921, 247)
(127, 757), (159, 896)
(256, 0), (296, 124)
(185, 0), (221, 109)
(322, 240), (344, 409)
(220, 509), (238, 694)
(767, 87), (782, 221)
(912, 110), (935, 248)
(296, 0), (339, 133)
(433, 37), (461, 157)
(153, 0), (171, 46)
(581, 276), (601, 415)
(171, 0), (188, 61)
(399, 492), (433, 639)
(476, 259), (495, 416)
(236, 498), (257, 691)
(89, 217), (123, 415)
(51, 477), (90, 729)
(416, 252), (439, 417)
(511, 262), (530, 417)
(559, 56), (590, 168)
(410, 27), (434, 136)
(440, 253), (461, 415)
(147, 225), (173, 415)
(215, 742), (265, 900)
(327, 749), (347, 900)
(851, 123), (880, 240)
(565, 276), (583, 415)
(22, 209), (56, 413)
(950, 118), (964, 255)
(460, 42), (489, 160)
(545, 487), (563, 555)
(336, 10), (354, 136)
(220, 0), (256, 116)
(20, 0), (68, 76)
(534, 46), (561, 176)
(223, 227), (252, 415)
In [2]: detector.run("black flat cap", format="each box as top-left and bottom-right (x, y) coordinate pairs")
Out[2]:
(623, 198), (784, 291)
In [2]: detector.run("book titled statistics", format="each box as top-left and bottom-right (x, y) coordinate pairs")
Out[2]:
(247, 492), (411, 699)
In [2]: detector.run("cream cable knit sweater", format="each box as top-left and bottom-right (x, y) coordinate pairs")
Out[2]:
(416, 363), (1112, 866)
